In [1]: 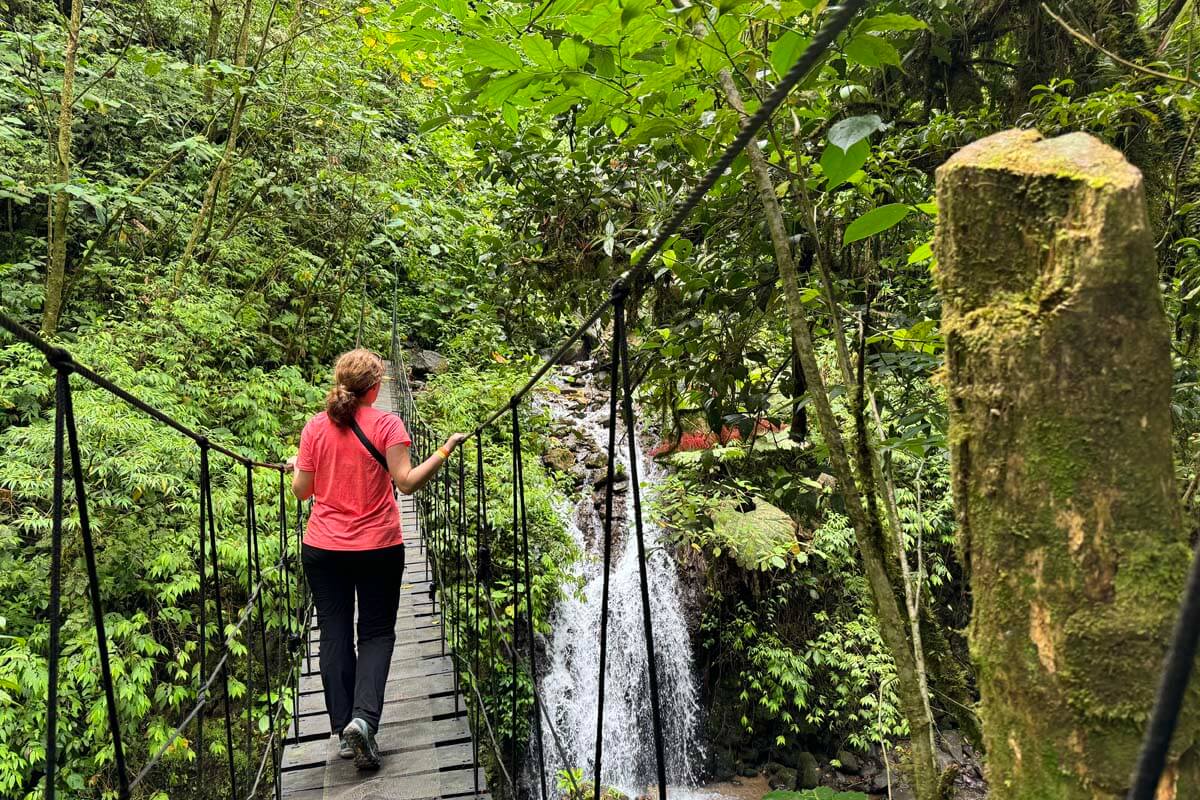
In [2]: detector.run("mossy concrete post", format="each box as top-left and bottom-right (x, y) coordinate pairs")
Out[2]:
(935, 129), (1199, 798)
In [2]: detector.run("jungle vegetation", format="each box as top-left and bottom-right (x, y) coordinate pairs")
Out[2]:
(2, 0), (1200, 798)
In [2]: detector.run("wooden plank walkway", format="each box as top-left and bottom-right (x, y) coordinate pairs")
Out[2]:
(281, 373), (488, 800)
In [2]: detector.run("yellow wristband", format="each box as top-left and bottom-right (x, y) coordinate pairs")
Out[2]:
(437, 446), (451, 460)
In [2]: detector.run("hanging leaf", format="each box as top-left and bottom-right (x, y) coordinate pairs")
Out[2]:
(418, 115), (451, 133)
(844, 34), (901, 68)
(818, 139), (869, 190)
(559, 38), (591, 69)
(843, 204), (912, 245)
(609, 115), (629, 136)
(828, 114), (888, 152)
(520, 33), (558, 67)
(857, 13), (928, 32)
(502, 103), (519, 132)
(770, 30), (811, 78)
(907, 240), (933, 264)
(463, 38), (523, 70)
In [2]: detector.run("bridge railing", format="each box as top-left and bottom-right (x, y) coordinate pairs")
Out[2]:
(0, 313), (310, 800)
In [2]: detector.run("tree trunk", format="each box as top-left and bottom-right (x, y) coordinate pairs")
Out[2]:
(202, 0), (223, 103)
(174, 0), (253, 288)
(717, 71), (942, 800)
(42, 0), (83, 336)
(935, 129), (1200, 799)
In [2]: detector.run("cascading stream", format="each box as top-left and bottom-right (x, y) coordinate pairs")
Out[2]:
(534, 364), (703, 797)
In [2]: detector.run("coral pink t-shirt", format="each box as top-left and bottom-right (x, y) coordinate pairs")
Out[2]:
(297, 405), (412, 551)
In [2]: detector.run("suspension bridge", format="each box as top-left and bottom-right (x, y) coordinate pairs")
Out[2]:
(7, 1), (1200, 798)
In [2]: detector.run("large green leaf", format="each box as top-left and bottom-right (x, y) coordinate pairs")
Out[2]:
(828, 114), (887, 152)
(710, 496), (800, 571)
(478, 72), (536, 106)
(843, 203), (912, 245)
(770, 30), (811, 78)
(818, 139), (869, 189)
(559, 38), (591, 69)
(464, 38), (523, 70)
(844, 34), (901, 68)
(520, 33), (558, 67)
(857, 13), (927, 32)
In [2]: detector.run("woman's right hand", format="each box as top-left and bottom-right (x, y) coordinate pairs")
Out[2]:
(445, 433), (468, 453)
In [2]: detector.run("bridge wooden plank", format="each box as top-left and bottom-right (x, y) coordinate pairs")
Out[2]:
(283, 742), (475, 792)
(282, 766), (485, 800)
(298, 658), (454, 697)
(297, 671), (458, 716)
(281, 716), (473, 771)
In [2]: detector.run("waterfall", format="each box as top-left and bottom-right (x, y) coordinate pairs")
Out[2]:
(534, 368), (703, 798)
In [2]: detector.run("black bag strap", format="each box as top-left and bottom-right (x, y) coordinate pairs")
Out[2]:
(348, 418), (389, 471)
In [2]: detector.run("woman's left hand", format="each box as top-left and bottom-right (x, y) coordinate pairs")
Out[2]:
(284, 455), (298, 473)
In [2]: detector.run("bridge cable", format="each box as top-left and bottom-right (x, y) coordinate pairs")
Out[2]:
(591, 292), (622, 800)
(1128, 544), (1200, 798)
(513, 405), (549, 800)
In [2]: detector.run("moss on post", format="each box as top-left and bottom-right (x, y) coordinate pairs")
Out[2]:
(935, 129), (1199, 798)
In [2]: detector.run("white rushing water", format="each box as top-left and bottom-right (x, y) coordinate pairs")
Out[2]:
(534, 370), (704, 797)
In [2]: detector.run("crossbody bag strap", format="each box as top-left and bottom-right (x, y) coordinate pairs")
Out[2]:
(348, 418), (389, 471)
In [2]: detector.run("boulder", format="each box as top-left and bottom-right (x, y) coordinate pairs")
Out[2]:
(543, 448), (574, 472)
(763, 762), (796, 790)
(409, 349), (448, 377)
(939, 730), (966, 763)
(709, 747), (737, 782)
(836, 749), (861, 775)
(797, 752), (820, 789)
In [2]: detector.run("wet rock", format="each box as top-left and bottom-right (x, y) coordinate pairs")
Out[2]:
(763, 762), (796, 790)
(940, 729), (966, 763)
(797, 752), (819, 789)
(409, 348), (448, 376)
(836, 749), (861, 775)
(544, 448), (575, 472)
(739, 766), (758, 778)
(537, 342), (588, 365)
(709, 747), (737, 782)
(871, 770), (892, 792)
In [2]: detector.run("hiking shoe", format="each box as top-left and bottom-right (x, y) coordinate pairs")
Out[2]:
(342, 717), (381, 770)
(337, 733), (354, 760)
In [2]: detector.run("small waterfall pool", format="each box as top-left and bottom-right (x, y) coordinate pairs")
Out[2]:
(534, 365), (704, 798)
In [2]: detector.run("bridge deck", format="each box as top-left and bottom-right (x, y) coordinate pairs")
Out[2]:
(280, 372), (487, 800)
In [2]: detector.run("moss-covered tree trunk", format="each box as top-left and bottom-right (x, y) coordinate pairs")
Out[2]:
(935, 129), (1200, 798)
(42, 0), (83, 336)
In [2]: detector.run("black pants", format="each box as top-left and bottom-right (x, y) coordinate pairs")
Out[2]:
(302, 542), (405, 735)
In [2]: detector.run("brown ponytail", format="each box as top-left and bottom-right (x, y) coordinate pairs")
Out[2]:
(325, 349), (385, 427)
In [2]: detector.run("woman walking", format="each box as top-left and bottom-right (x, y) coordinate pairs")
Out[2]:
(288, 349), (465, 770)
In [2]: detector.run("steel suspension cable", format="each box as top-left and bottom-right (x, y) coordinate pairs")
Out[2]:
(45, 372), (65, 800)
(591, 292), (622, 800)
(615, 286), (668, 799)
(513, 406), (548, 800)
(1128, 546), (1200, 798)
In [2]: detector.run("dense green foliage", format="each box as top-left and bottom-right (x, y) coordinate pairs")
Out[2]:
(5, 0), (1200, 796)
